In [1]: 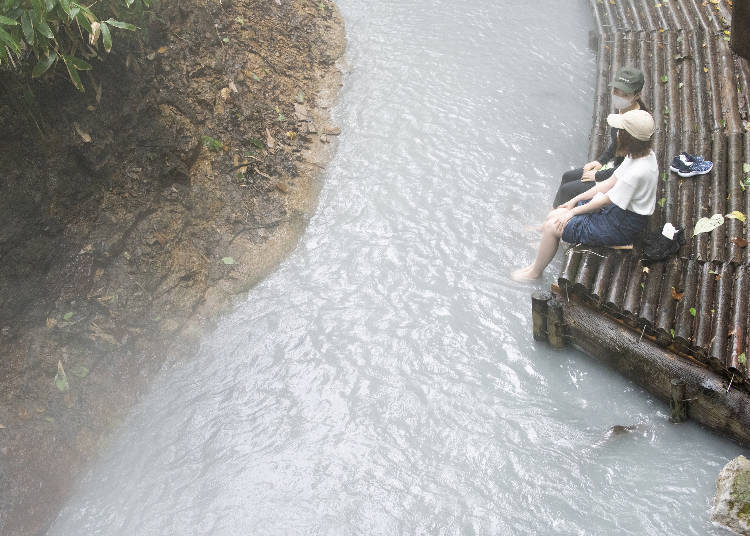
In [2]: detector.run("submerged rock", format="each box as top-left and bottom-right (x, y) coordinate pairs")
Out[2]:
(712, 455), (750, 535)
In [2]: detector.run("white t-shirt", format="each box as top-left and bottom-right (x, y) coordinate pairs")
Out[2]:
(608, 151), (659, 215)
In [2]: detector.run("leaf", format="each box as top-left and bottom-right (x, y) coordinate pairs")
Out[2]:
(88, 20), (100, 45)
(0, 15), (19, 25)
(70, 364), (89, 378)
(202, 135), (223, 152)
(689, 307), (697, 317)
(67, 55), (91, 70)
(104, 18), (137, 30)
(20, 11), (33, 44)
(32, 50), (57, 77)
(73, 2), (97, 22)
(732, 237), (748, 248)
(670, 328), (675, 338)
(55, 361), (70, 392)
(739, 352), (747, 365)
(73, 122), (91, 142)
(221, 257), (235, 265)
(100, 20), (111, 52)
(74, 9), (92, 32)
(0, 25), (21, 52)
(59, 0), (71, 18)
(661, 75), (668, 83)
(725, 210), (747, 222)
(63, 55), (84, 91)
(744, 163), (750, 174)
(657, 197), (666, 208)
(63, 311), (74, 320)
(671, 286), (684, 301)
(33, 13), (54, 39)
(693, 213), (725, 235)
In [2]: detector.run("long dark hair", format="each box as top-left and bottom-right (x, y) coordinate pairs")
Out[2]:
(615, 129), (652, 159)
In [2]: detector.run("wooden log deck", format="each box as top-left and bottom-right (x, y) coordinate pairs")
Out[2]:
(544, 0), (750, 444)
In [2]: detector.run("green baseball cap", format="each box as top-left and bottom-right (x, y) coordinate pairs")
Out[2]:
(612, 66), (644, 94)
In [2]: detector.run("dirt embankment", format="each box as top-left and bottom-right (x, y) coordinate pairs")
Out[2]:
(0, 0), (345, 533)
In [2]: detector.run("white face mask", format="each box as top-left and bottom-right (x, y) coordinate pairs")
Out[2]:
(612, 94), (634, 110)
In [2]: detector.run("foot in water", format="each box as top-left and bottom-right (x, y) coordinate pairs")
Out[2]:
(511, 266), (542, 282)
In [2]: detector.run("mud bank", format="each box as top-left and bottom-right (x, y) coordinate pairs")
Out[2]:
(0, 0), (345, 533)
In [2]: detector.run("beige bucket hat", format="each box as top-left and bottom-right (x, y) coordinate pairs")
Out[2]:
(607, 109), (655, 141)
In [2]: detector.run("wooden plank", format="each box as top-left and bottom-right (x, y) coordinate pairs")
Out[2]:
(591, 251), (618, 304)
(695, 261), (719, 360)
(709, 263), (735, 370)
(573, 251), (603, 294)
(559, 248), (582, 290)
(622, 258), (647, 325)
(709, 132), (728, 262)
(604, 252), (634, 310)
(728, 265), (748, 379)
(674, 259), (700, 347)
(655, 257), (683, 344)
(727, 133), (744, 263)
(589, 30), (612, 161)
(639, 260), (666, 326)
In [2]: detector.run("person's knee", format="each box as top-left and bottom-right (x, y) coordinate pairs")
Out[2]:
(542, 219), (557, 234)
(562, 169), (582, 183)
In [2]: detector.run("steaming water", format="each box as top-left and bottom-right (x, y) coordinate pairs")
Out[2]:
(49, 1), (742, 534)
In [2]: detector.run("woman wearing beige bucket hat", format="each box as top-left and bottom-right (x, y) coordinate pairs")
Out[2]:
(512, 109), (657, 281)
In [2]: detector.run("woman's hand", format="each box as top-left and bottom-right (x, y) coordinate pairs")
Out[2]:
(580, 168), (597, 182)
(553, 209), (574, 232)
(583, 161), (602, 172)
(558, 199), (575, 210)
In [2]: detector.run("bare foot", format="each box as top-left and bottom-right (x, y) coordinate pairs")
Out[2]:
(511, 266), (542, 282)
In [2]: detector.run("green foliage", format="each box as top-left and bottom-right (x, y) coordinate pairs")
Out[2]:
(202, 135), (224, 152)
(0, 0), (144, 90)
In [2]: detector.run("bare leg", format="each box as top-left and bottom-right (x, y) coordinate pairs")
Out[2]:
(511, 219), (563, 281)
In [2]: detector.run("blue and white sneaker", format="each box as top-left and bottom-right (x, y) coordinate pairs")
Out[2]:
(670, 152), (714, 177)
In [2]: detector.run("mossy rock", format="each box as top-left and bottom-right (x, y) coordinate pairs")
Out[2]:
(713, 455), (750, 535)
(734, 470), (750, 523)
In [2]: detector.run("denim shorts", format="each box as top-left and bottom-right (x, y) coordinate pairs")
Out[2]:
(562, 201), (648, 246)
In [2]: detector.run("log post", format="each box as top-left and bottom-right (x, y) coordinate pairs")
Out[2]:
(547, 299), (566, 349)
(532, 291), (551, 342)
(731, 0), (750, 60)
(670, 378), (688, 423)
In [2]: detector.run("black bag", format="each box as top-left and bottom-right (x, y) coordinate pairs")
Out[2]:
(641, 227), (685, 265)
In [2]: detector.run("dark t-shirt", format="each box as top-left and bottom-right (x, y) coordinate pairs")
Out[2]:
(593, 99), (649, 182)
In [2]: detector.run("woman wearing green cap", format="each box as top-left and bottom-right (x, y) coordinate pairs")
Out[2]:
(512, 109), (657, 281)
(551, 66), (648, 207)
